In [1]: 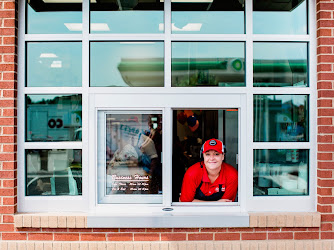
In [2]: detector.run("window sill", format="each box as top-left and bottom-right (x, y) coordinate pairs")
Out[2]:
(14, 212), (320, 229)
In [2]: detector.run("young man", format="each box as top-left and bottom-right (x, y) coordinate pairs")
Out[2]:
(179, 138), (238, 202)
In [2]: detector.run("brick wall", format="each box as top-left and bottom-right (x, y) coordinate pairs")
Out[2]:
(1, 0), (334, 247)
(317, 0), (334, 241)
(0, 0), (17, 242)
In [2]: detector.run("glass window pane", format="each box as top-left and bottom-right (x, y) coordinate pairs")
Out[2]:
(27, 0), (82, 34)
(26, 149), (82, 196)
(172, 42), (245, 87)
(90, 42), (164, 87)
(253, 0), (307, 34)
(172, 0), (244, 34)
(90, 0), (163, 34)
(27, 42), (82, 87)
(253, 43), (308, 87)
(98, 111), (162, 203)
(26, 94), (82, 142)
(254, 95), (308, 142)
(254, 149), (309, 196)
(173, 109), (239, 202)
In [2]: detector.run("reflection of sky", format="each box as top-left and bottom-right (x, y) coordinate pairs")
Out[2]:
(172, 12), (244, 34)
(27, 5), (82, 34)
(172, 42), (244, 58)
(266, 95), (307, 106)
(27, 42), (82, 87)
(90, 42), (164, 87)
(254, 43), (307, 60)
(253, 1), (307, 35)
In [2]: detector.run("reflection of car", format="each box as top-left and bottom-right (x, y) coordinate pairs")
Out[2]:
(27, 168), (82, 196)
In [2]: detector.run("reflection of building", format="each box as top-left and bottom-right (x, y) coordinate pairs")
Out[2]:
(117, 58), (307, 87)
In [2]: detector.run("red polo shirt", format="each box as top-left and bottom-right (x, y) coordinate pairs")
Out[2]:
(179, 162), (238, 202)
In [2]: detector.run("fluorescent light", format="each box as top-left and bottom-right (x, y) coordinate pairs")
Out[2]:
(120, 42), (156, 44)
(51, 61), (62, 68)
(91, 23), (110, 31)
(64, 23), (110, 32)
(160, 0), (213, 2)
(159, 23), (202, 32)
(40, 53), (58, 58)
(64, 23), (82, 31)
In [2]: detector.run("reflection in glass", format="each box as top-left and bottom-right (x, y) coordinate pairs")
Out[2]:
(90, 42), (164, 87)
(90, 0), (163, 33)
(254, 95), (308, 142)
(253, 0), (307, 34)
(26, 95), (82, 142)
(27, 42), (82, 87)
(253, 43), (308, 87)
(26, 149), (82, 196)
(172, 109), (238, 202)
(254, 149), (309, 196)
(105, 112), (162, 195)
(172, 42), (245, 87)
(27, 0), (82, 34)
(172, 0), (244, 34)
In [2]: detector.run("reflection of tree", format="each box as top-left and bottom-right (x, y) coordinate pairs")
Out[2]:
(174, 71), (218, 87)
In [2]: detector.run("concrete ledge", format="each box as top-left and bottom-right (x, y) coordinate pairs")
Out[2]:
(1, 240), (334, 250)
(14, 212), (321, 229)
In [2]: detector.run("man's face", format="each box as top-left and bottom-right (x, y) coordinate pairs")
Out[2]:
(203, 150), (224, 172)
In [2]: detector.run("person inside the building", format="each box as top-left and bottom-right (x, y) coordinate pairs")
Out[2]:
(179, 138), (238, 202)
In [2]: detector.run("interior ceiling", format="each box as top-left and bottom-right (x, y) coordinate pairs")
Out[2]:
(29, 0), (303, 13)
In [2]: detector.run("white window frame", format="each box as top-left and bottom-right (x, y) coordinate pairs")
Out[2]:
(17, 0), (317, 216)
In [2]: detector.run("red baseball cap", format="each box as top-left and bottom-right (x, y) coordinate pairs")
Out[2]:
(202, 139), (224, 154)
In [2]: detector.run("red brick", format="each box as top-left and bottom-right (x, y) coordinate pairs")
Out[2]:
(107, 233), (133, 241)
(3, 215), (14, 223)
(215, 233), (240, 241)
(318, 152), (332, 160)
(3, 55), (15, 62)
(0, 136), (15, 143)
(42, 228), (68, 233)
(2, 233), (27, 240)
(318, 135), (332, 143)
(201, 228), (227, 232)
(318, 38), (334, 45)
(0, 188), (15, 196)
(188, 233), (213, 241)
(3, 72), (16, 80)
(318, 180), (334, 189)
(81, 234), (106, 241)
(133, 233), (160, 241)
(173, 228), (200, 232)
(119, 228), (145, 232)
(317, 64), (332, 72)
(319, 144), (334, 151)
(318, 110), (334, 117)
(3, 90), (16, 98)
(68, 229), (92, 233)
(242, 233), (267, 240)
(318, 187), (332, 195)
(317, 11), (332, 20)
(3, 127), (17, 135)
(318, 125), (334, 134)
(3, 145), (17, 153)
(318, 3), (334, 11)
(161, 233), (187, 241)
(322, 214), (334, 222)
(321, 223), (333, 231)
(308, 227), (320, 232)
(0, 82), (16, 89)
(318, 55), (334, 63)
(0, 63), (15, 71)
(92, 228), (119, 233)
(0, 28), (15, 36)
(28, 233), (53, 241)
(318, 100), (333, 108)
(147, 228), (172, 232)
(3, 197), (16, 205)
(0, 206), (15, 214)
(321, 232), (334, 239)
(318, 169), (333, 178)
(318, 82), (333, 89)
(254, 228), (280, 232)
(0, 118), (15, 125)
(17, 228), (41, 232)
(318, 45), (333, 54)
(268, 232), (293, 240)
(3, 2), (15, 9)
(0, 224), (14, 232)
(3, 19), (15, 28)
(318, 161), (334, 169)
(54, 233), (79, 241)
(2, 161), (16, 170)
(318, 205), (332, 213)
(294, 232), (319, 240)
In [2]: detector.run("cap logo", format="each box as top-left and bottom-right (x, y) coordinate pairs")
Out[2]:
(209, 140), (217, 146)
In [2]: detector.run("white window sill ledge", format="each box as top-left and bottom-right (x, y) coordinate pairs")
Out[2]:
(14, 212), (320, 229)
